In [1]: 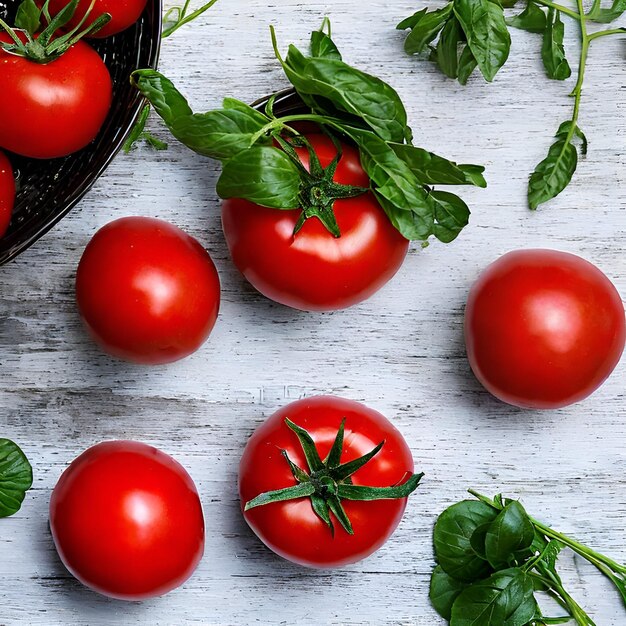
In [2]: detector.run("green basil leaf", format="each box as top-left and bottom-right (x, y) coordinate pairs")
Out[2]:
(500, 0), (521, 6)
(484, 501), (535, 569)
(132, 69), (194, 126)
(310, 29), (342, 60)
(402, 5), (454, 54)
(457, 45), (479, 84)
(508, 2), (547, 33)
(396, 8), (429, 30)
(469, 522), (492, 559)
(588, 0), (626, 23)
(436, 16), (463, 78)
(282, 46), (410, 143)
(556, 120), (587, 155)
(454, 0), (511, 82)
(15, 0), (41, 34)
(430, 565), (470, 620)
(216, 146), (301, 208)
(389, 143), (486, 187)
(434, 500), (499, 581)
(542, 9), (571, 80)
(450, 568), (538, 626)
(343, 126), (434, 240)
(431, 190), (471, 243)
(0, 439), (33, 518)
(528, 126), (578, 209)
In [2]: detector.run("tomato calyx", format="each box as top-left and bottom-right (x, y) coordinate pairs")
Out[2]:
(274, 134), (368, 238)
(244, 417), (423, 536)
(0, 0), (111, 64)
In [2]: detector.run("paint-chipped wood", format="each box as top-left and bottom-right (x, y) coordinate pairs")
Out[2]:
(1, 1), (625, 624)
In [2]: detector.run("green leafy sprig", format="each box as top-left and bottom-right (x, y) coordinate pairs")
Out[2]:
(398, 0), (626, 209)
(132, 19), (486, 244)
(244, 418), (423, 535)
(0, 439), (33, 518)
(431, 490), (626, 625)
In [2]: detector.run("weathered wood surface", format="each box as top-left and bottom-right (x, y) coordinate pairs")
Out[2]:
(1, 1), (625, 624)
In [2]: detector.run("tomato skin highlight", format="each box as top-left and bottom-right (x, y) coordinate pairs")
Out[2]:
(239, 396), (415, 568)
(76, 217), (221, 365)
(46, 0), (148, 38)
(465, 249), (626, 409)
(221, 134), (409, 312)
(0, 151), (14, 237)
(0, 35), (112, 159)
(49, 441), (205, 600)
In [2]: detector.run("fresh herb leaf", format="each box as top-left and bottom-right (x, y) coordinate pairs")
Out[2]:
(396, 8), (428, 31)
(430, 190), (471, 244)
(453, 0), (511, 82)
(0, 439), (33, 518)
(509, 2), (548, 33)
(430, 565), (470, 620)
(436, 16), (463, 79)
(400, 4), (454, 54)
(457, 45), (478, 84)
(433, 500), (499, 581)
(310, 19), (342, 60)
(542, 9), (571, 80)
(217, 147), (301, 208)
(450, 568), (538, 626)
(15, 0), (40, 35)
(587, 0), (626, 23)
(484, 501), (535, 569)
(528, 124), (578, 209)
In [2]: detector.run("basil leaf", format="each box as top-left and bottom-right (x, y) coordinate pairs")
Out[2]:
(431, 190), (471, 243)
(430, 565), (469, 620)
(453, 0), (511, 82)
(132, 69), (193, 123)
(484, 501), (535, 569)
(15, 0), (41, 34)
(509, 2), (547, 33)
(216, 146), (301, 208)
(396, 8), (428, 31)
(557, 120), (587, 154)
(436, 16), (463, 79)
(542, 9), (571, 80)
(588, 0), (626, 23)
(469, 522), (492, 559)
(0, 439), (33, 518)
(343, 126), (434, 240)
(282, 45), (410, 143)
(528, 125), (578, 209)
(389, 143), (487, 187)
(402, 4), (454, 54)
(457, 45), (478, 84)
(310, 29), (342, 60)
(434, 500), (499, 581)
(450, 568), (538, 626)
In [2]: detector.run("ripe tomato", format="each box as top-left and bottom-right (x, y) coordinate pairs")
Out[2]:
(0, 34), (111, 159)
(239, 396), (420, 568)
(46, 0), (148, 38)
(76, 217), (221, 365)
(49, 441), (205, 600)
(465, 249), (626, 409)
(222, 134), (409, 311)
(0, 150), (14, 237)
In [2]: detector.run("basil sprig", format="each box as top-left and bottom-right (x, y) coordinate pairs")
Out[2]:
(431, 491), (626, 624)
(398, 1), (626, 210)
(132, 19), (485, 244)
(0, 439), (33, 518)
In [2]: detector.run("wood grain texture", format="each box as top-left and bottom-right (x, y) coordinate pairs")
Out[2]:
(1, 1), (625, 624)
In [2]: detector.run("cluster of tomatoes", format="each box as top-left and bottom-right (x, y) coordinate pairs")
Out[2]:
(0, 0), (148, 236)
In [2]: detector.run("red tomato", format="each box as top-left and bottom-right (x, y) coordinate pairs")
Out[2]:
(222, 134), (409, 311)
(0, 150), (14, 237)
(0, 34), (111, 159)
(46, 0), (148, 38)
(465, 249), (626, 409)
(49, 441), (205, 600)
(239, 396), (417, 568)
(76, 217), (221, 365)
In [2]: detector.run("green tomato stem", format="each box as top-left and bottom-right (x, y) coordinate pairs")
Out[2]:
(588, 28), (626, 41)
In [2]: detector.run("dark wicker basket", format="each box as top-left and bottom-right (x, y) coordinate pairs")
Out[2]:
(0, 0), (162, 266)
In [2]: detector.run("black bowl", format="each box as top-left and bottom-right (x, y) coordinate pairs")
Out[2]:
(0, 0), (162, 266)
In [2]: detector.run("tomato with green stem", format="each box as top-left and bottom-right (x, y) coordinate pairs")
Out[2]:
(50, 441), (205, 600)
(465, 249), (625, 409)
(0, 2), (112, 159)
(222, 133), (409, 311)
(0, 151), (15, 237)
(239, 396), (423, 568)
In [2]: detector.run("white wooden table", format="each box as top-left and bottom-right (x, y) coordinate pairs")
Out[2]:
(1, 1), (625, 624)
